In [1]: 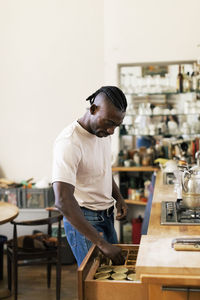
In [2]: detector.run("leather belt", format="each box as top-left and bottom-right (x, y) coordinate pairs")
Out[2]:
(80, 206), (114, 216)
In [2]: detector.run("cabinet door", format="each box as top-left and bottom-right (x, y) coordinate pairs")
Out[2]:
(189, 291), (200, 300)
(149, 284), (187, 300)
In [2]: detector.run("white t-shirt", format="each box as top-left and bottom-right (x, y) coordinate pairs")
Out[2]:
(52, 120), (114, 210)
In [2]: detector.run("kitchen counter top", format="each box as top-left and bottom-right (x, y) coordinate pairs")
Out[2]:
(136, 171), (200, 280)
(148, 171), (200, 236)
(77, 170), (200, 300)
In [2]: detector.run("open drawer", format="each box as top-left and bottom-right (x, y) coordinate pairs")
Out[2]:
(78, 244), (147, 300)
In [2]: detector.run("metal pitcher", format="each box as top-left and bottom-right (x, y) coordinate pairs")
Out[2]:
(182, 151), (200, 208)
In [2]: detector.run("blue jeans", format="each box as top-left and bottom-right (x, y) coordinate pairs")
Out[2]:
(63, 206), (118, 267)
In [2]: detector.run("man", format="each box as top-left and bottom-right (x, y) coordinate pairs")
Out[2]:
(52, 86), (128, 267)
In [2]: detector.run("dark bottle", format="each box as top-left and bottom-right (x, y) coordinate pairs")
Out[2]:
(118, 150), (124, 166)
(176, 65), (183, 93)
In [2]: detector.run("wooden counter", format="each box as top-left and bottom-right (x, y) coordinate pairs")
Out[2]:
(136, 171), (200, 300)
(78, 171), (200, 300)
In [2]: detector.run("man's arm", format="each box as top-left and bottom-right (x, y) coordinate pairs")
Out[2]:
(53, 181), (124, 265)
(112, 176), (128, 220)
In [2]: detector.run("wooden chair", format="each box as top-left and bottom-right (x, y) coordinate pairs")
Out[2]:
(7, 208), (63, 300)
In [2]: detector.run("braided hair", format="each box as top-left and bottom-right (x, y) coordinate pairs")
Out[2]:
(86, 86), (127, 112)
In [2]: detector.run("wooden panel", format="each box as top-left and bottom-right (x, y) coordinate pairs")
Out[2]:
(149, 284), (187, 300)
(85, 280), (148, 300)
(189, 292), (200, 300)
(78, 244), (99, 300)
(141, 274), (200, 286)
(136, 236), (200, 277)
(78, 244), (147, 300)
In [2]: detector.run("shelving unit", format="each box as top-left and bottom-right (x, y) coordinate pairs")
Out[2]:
(115, 60), (200, 243)
(112, 166), (157, 206)
(113, 166), (157, 243)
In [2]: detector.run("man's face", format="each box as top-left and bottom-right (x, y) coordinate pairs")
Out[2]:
(89, 96), (126, 138)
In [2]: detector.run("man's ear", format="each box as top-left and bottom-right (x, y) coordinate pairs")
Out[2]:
(90, 104), (98, 115)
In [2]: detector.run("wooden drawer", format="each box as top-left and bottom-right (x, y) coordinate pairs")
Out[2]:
(78, 244), (147, 300)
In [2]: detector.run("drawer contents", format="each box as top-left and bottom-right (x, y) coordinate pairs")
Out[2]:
(94, 246), (139, 281)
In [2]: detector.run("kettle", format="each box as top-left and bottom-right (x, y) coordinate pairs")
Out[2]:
(181, 151), (200, 208)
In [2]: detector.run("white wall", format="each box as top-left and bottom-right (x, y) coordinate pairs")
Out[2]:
(104, 0), (200, 84)
(0, 0), (104, 182)
(1, 0), (200, 182)
(104, 0), (200, 158)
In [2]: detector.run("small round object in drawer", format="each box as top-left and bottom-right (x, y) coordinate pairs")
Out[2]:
(113, 266), (128, 273)
(127, 273), (136, 281)
(111, 273), (126, 280)
(97, 266), (112, 273)
(95, 272), (110, 280)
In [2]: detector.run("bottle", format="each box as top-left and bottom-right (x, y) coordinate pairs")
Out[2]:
(118, 150), (124, 166)
(133, 152), (140, 166)
(196, 64), (200, 91)
(183, 72), (190, 92)
(176, 65), (183, 93)
(191, 63), (198, 91)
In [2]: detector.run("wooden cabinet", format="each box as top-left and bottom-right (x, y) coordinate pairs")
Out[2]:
(136, 217), (200, 300)
(78, 244), (148, 300)
(149, 284), (188, 300)
(78, 240), (200, 300)
(189, 291), (200, 300)
(148, 284), (200, 300)
(77, 171), (200, 300)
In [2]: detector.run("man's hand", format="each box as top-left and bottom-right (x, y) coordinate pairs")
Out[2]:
(97, 240), (125, 265)
(112, 176), (128, 221)
(115, 198), (127, 221)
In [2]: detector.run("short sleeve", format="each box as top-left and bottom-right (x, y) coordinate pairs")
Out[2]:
(52, 138), (81, 186)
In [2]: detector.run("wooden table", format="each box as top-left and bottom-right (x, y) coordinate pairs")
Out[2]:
(0, 202), (19, 299)
(0, 202), (19, 225)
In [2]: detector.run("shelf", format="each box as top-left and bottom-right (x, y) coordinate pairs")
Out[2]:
(125, 112), (200, 117)
(120, 133), (200, 137)
(125, 199), (147, 206)
(124, 91), (200, 96)
(112, 166), (158, 172)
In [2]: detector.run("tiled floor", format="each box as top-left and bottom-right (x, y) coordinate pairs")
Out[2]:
(0, 254), (78, 300)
